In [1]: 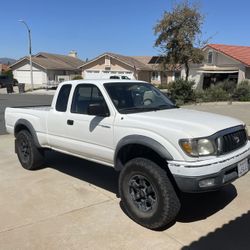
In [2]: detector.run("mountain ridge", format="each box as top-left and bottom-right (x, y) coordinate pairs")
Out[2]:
(0, 58), (16, 65)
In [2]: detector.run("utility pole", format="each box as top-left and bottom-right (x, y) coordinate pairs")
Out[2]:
(19, 20), (34, 91)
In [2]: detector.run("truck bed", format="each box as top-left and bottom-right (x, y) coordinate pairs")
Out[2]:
(5, 106), (51, 146)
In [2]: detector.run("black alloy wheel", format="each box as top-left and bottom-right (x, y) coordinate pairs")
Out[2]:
(128, 174), (157, 213)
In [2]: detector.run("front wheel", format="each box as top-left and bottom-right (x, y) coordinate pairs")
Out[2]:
(119, 158), (180, 230)
(16, 130), (45, 170)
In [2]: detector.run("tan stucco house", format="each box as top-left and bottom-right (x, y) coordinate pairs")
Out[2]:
(79, 52), (179, 85)
(182, 44), (250, 89)
(11, 51), (84, 85)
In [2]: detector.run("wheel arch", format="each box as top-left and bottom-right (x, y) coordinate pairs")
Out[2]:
(14, 119), (41, 148)
(114, 135), (173, 171)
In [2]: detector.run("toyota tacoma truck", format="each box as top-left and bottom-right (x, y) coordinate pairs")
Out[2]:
(5, 80), (250, 229)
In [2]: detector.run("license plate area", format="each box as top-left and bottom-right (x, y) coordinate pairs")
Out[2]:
(237, 158), (249, 177)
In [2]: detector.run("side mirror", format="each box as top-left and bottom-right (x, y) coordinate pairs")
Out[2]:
(87, 103), (109, 117)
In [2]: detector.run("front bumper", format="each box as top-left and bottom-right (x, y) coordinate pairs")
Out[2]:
(168, 141), (250, 193)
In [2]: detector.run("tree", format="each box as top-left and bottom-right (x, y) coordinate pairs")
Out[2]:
(154, 1), (204, 81)
(3, 69), (13, 78)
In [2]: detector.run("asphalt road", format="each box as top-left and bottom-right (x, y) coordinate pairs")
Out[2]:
(0, 94), (53, 135)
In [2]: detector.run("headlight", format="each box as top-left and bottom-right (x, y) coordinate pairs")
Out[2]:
(197, 139), (215, 155)
(179, 138), (216, 157)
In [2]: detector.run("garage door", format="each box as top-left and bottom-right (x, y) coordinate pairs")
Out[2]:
(84, 70), (134, 79)
(14, 70), (46, 85)
(101, 71), (134, 79)
(84, 70), (101, 79)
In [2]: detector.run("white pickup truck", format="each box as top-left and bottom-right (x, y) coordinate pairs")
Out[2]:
(5, 80), (250, 229)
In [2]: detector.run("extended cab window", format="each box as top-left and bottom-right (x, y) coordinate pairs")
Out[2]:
(71, 84), (109, 115)
(56, 84), (72, 112)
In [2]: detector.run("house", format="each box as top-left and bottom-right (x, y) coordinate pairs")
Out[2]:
(11, 51), (84, 85)
(79, 52), (179, 85)
(182, 44), (250, 89)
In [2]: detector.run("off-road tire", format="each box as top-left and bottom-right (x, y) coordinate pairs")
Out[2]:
(16, 130), (44, 170)
(119, 157), (180, 230)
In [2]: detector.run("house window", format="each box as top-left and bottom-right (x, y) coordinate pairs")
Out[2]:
(105, 56), (111, 67)
(174, 71), (181, 80)
(151, 71), (160, 81)
(208, 51), (213, 64)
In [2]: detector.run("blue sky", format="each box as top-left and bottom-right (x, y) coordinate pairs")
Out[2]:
(1, 0), (250, 60)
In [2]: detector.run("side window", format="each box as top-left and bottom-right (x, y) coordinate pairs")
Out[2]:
(56, 84), (72, 112)
(71, 84), (108, 115)
(208, 51), (213, 64)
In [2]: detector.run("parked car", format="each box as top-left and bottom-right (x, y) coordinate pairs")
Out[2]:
(5, 80), (250, 229)
(0, 75), (18, 88)
(110, 75), (130, 80)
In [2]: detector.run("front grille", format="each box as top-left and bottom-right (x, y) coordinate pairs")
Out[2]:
(221, 129), (247, 154)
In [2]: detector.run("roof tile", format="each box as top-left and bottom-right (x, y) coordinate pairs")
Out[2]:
(208, 44), (250, 66)
(11, 52), (84, 70)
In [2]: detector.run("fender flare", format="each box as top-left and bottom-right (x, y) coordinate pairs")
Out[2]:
(114, 135), (173, 171)
(14, 119), (41, 148)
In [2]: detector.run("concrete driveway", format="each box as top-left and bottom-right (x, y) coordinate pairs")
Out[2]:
(0, 135), (250, 249)
(1, 100), (250, 249)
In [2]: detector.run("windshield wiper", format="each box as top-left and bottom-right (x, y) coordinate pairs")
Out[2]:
(119, 104), (178, 113)
(119, 107), (157, 113)
(119, 106), (169, 113)
(156, 104), (179, 109)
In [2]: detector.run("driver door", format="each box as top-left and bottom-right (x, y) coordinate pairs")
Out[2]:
(65, 84), (115, 165)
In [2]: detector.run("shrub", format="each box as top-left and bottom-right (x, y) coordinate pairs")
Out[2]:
(239, 80), (250, 85)
(3, 70), (13, 78)
(194, 89), (205, 103)
(217, 80), (237, 94)
(167, 78), (250, 104)
(204, 84), (230, 102)
(72, 75), (83, 80)
(232, 81), (250, 101)
(194, 84), (230, 102)
(167, 79), (195, 104)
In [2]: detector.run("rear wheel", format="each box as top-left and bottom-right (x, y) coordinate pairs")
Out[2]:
(119, 158), (180, 230)
(16, 130), (45, 170)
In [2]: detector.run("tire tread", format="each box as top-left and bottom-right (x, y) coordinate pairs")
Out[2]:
(119, 157), (180, 230)
(16, 130), (44, 170)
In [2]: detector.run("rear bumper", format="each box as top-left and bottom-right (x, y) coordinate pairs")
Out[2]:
(168, 141), (250, 193)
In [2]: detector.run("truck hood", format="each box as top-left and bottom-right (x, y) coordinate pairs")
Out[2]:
(126, 108), (243, 138)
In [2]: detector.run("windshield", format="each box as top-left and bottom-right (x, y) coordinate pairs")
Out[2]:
(104, 82), (176, 114)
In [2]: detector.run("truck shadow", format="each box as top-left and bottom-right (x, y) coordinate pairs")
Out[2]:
(45, 150), (119, 194)
(177, 185), (237, 222)
(45, 150), (237, 226)
(182, 210), (250, 250)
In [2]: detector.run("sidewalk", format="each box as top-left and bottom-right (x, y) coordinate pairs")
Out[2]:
(0, 86), (56, 95)
(0, 134), (249, 249)
(184, 102), (250, 131)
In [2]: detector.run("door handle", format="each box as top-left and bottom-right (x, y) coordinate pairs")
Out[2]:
(99, 125), (111, 128)
(67, 119), (74, 125)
